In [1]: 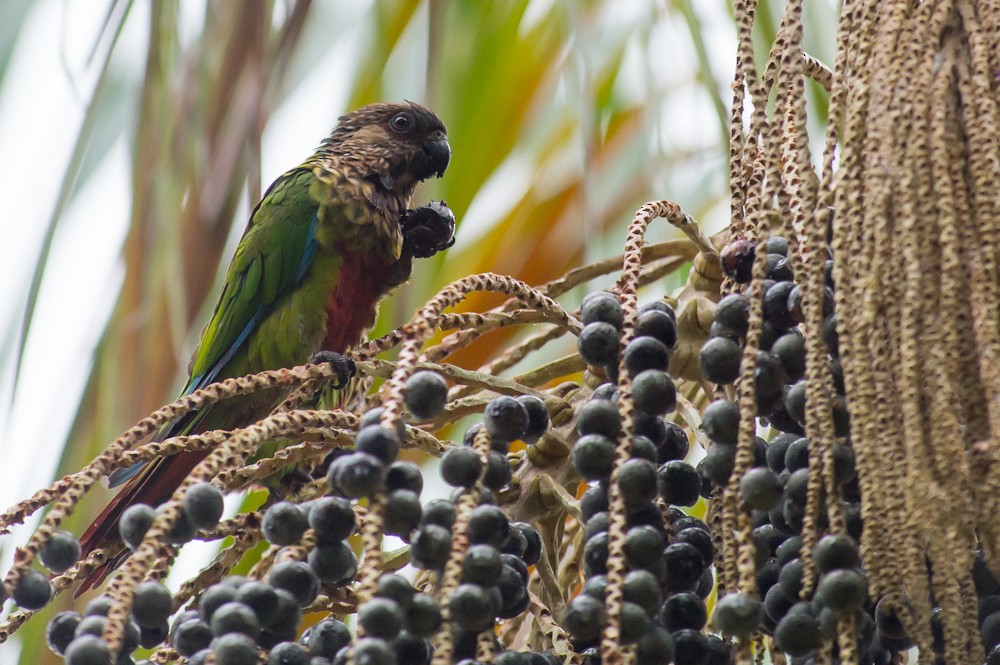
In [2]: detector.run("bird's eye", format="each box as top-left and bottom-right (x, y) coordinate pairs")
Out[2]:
(389, 112), (415, 133)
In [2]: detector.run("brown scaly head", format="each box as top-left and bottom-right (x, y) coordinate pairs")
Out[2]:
(310, 102), (450, 255)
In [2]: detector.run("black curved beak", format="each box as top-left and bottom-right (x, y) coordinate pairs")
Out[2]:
(408, 135), (451, 181)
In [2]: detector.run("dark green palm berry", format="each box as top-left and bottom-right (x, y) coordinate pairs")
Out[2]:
(46, 610), (81, 655)
(64, 635), (112, 665)
(406, 593), (442, 637)
(160, 504), (197, 545)
(663, 542), (706, 590)
(619, 601), (651, 644)
(517, 395), (549, 444)
(132, 580), (172, 628)
(713, 592), (763, 640)
(623, 569), (661, 615)
(772, 331), (806, 382)
(262, 502), (308, 547)
(580, 484), (609, 521)
(384, 489), (422, 539)
(658, 460), (700, 507)
(632, 369), (676, 415)
(764, 281), (798, 329)
(581, 291), (624, 328)
(212, 633), (258, 665)
(814, 534), (860, 574)
(784, 437), (810, 472)
(661, 591), (708, 631)
(266, 589), (302, 633)
(659, 422), (689, 463)
(449, 584), (494, 632)
(386, 461), (424, 495)
(584, 531), (610, 574)
(484, 396), (529, 442)
(673, 629), (710, 665)
(702, 399), (740, 445)
(699, 444), (736, 487)
(405, 371), (448, 420)
(766, 253), (793, 281)
(307, 541), (357, 585)
(420, 498), (455, 529)
(120, 503), (156, 551)
(13, 569), (51, 610)
(359, 407), (406, 439)
(766, 236), (789, 255)
(513, 522), (541, 566)
(358, 597), (404, 640)
(624, 336), (669, 376)
(577, 399), (622, 438)
(564, 594), (605, 642)
(578, 321), (620, 366)
(572, 433), (616, 481)
(394, 633), (432, 665)
(483, 451), (512, 491)
(823, 313), (839, 356)
(462, 544), (502, 586)
(441, 447), (482, 488)
(739, 467), (783, 511)
(774, 609), (821, 656)
(636, 309), (677, 349)
(817, 568), (868, 613)
(353, 637), (395, 665)
(675, 526), (714, 564)
(268, 641), (310, 665)
(755, 350), (786, 408)
(268, 561), (320, 607)
(329, 452), (386, 498)
(183, 482), (225, 530)
(84, 595), (113, 617)
(784, 380), (806, 425)
(199, 585), (237, 622)
(355, 425), (401, 466)
(624, 525), (665, 570)
(234, 582), (278, 625)
(467, 504), (509, 547)
(715, 294), (750, 337)
(637, 627), (675, 665)
(304, 619), (350, 658)
(309, 496), (356, 544)
(374, 574), (415, 610)
(700, 336), (742, 385)
(210, 601), (259, 639)
(778, 558), (804, 602)
(37, 530), (80, 575)
(617, 458), (658, 508)
(410, 524), (452, 570)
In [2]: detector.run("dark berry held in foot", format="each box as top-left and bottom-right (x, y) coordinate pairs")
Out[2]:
(404, 370), (448, 420)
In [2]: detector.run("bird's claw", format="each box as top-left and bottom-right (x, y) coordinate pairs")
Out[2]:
(310, 351), (357, 390)
(401, 200), (456, 259)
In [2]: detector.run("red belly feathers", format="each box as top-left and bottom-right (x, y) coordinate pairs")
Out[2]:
(323, 249), (393, 352)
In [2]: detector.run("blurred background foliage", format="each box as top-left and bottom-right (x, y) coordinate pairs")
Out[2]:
(0, 0), (835, 662)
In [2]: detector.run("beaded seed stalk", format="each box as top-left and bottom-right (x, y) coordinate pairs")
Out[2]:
(3, 1), (1000, 664)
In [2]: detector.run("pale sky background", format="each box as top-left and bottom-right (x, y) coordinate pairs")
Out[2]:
(0, 0), (755, 659)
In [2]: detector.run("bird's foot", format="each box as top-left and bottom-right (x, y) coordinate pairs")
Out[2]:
(310, 351), (357, 389)
(401, 201), (456, 258)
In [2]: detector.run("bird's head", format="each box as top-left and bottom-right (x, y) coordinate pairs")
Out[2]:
(324, 101), (450, 198)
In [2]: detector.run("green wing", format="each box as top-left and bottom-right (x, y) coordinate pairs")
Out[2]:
(186, 167), (319, 392)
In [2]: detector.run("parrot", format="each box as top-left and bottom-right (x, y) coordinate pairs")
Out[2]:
(76, 101), (454, 593)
